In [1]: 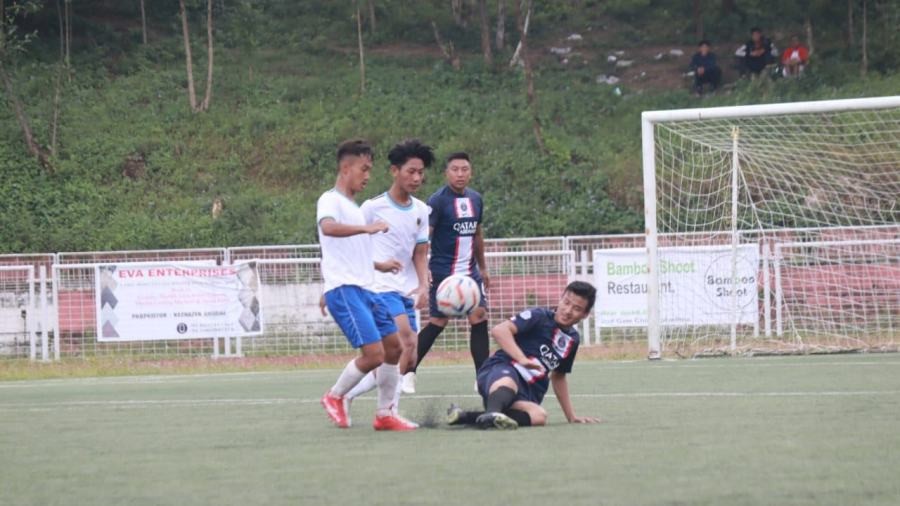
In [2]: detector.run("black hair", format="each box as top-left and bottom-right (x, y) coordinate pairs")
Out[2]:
(565, 281), (596, 313)
(698, 39), (711, 47)
(336, 139), (373, 164)
(750, 27), (762, 34)
(387, 139), (435, 169)
(445, 151), (470, 168)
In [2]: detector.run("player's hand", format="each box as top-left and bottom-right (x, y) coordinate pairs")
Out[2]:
(375, 259), (402, 274)
(319, 294), (328, 317)
(569, 415), (602, 424)
(409, 285), (429, 310)
(367, 221), (389, 234)
(481, 272), (491, 292)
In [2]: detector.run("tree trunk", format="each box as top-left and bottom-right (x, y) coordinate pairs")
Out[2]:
(451, 0), (467, 27)
(367, 0), (376, 34)
(478, 0), (492, 66)
(64, 0), (71, 70)
(861, 0), (867, 76)
(847, 0), (854, 48)
(495, 0), (505, 50)
(693, 0), (703, 40)
(805, 15), (814, 55)
(517, 0), (544, 153)
(199, 0), (213, 111)
(179, 0), (198, 111)
(140, 0), (147, 45)
(508, 1), (530, 68)
(0, 60), (53, 171)
(51, 0), (65, 157)
(431, 20), (460, 70)
(356, 3), (365, 95)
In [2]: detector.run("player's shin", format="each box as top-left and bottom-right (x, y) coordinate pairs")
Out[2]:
(469, 321), (489, 371)
(411, 323), (445, 372)
(375, 363), (401, 416)
(330, 359), (367, 397)
(503, 408), (532, 427)
(344, 370), (377, 400)
(485, 386), (516, 413)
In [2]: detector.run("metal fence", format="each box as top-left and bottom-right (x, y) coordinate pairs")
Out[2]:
(2, 227), (897, 360)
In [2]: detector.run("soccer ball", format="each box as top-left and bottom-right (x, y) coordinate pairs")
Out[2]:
(436, 275), (481, 316)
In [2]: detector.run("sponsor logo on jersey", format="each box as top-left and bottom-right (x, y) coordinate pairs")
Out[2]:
(539, 344), (560, 370)
(452, 221), (478, 235)
(454, 198), (474, 218)
(519, 310), (532, 320)
(552, 329), (575, 358)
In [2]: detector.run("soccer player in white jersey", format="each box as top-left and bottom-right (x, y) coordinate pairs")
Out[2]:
(317, 139), (416, 431)
(342, 139), (434, 421)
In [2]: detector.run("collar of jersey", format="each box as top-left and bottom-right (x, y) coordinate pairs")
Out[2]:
(384, 192), (414, 211)
(331, 187), (359, 206)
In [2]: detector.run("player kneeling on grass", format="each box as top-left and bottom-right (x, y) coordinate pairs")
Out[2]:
(447, 281), (601, 430)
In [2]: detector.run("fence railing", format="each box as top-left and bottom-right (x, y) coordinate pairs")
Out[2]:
(2, 225), (898, 360)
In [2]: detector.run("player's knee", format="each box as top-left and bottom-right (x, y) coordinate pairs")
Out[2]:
(488, 377), (517, 393)
(468, 307), (487, 324)
(531, 406), (548, 426)
(361, 345), (385, 367)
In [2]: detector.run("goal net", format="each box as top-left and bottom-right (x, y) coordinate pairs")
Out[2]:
(642, 96), (900, 358)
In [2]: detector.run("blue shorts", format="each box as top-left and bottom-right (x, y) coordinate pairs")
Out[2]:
(476, 358), (546, 406)
(324, 285), (397, 349)
(429, 271), (488, 318)
(378, 291), (418, 332)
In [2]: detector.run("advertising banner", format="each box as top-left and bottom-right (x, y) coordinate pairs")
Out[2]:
(593, 245), (759, 328)
(95, 261), (263, 341)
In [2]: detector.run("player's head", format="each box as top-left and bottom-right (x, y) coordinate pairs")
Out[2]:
(555, 281), (596, 327)
(336, 138), (374, 194)
(750, 27), (762, 42)
(387, 139), (434, 195)
(445, 152), (472, 194)
(698, 40), (711, 55)
(789, 35), (800, 47)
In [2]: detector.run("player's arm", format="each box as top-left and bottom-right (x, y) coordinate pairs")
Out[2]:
(411, 242), (430, 309)
(474, 224), (490, 290)
(490, 321), (542, 370)
(550, 370), (601, 424)
(319, 217), (387, 237)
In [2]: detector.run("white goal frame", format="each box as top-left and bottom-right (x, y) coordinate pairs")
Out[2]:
(641, 96), (900, 359)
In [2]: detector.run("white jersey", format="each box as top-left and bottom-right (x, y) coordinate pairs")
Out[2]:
(361, 192), (429, 295)
(316, 189), (374, 292)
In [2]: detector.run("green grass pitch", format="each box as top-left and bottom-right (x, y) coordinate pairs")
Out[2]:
(2, 354), (899, 505)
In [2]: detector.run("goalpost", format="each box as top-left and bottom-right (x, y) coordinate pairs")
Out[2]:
(642, 96), (900, 358)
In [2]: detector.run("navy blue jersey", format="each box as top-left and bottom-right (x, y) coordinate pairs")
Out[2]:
(485, 307), (580, 401)
(427, 185), (484, 278)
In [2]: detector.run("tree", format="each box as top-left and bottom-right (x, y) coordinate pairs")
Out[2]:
(693, 0), (704, 40)
(0, 0), (53, 171)
(513, 0), (544, 153)
(356, 0), (365, 94)
(860, 0), (867, 76)
(140, 0), (147, 45)
(367, 0), (375, 34)
(179, 0), (214, 113)
(495, 0), (506, 50)
(477, 0), (492, 65)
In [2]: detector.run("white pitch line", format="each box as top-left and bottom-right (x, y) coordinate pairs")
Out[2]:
(1, 390), (899, 413)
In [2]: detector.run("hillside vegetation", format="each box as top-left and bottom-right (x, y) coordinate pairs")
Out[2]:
(1, 0), (897, 253)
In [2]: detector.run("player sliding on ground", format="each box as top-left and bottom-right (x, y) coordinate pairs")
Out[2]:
(342, 139), (434, 422)
(404, 152), (490, 393)
(317, 139), (416, 431)
(447, 281), (602, 430)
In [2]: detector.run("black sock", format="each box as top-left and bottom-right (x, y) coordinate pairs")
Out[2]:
(485, 386), (516, 413)
(469, 321), (489, 371)
(411, 323), (444, 373)
(457, 410), (484, 425)
(503, 408), (532, 427)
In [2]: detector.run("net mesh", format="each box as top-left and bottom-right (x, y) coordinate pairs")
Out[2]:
(651, 104), (900, 356)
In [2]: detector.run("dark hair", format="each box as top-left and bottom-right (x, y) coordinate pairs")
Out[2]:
(750, 27), (762, 34)
(336, 139), (373, 164)
(698, 39), (711, 47)
(565, 281), (596, 313)
(445, 151), (470, 168)
(387, 139), (435, 169)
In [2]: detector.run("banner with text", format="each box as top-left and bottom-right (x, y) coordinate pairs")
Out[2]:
(95, 261), (263, 341)
(593, 245), (759, 328)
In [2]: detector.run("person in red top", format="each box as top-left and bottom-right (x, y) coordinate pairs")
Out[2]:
(781, 35), (809, 77)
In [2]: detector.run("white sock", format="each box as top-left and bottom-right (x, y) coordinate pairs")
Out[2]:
(375, 363), (400, 417)
(329, 360), (366, 397)
(345, 370), (377, 400)
(391, 380), (402, 415)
